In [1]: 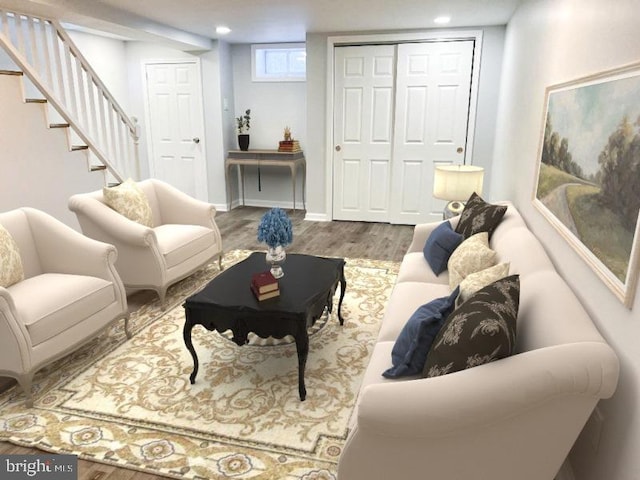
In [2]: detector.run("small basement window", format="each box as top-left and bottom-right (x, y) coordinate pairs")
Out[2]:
(252, 43), (306, 82)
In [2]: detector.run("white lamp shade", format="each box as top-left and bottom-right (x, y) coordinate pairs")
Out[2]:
(433, 165), (484, 201)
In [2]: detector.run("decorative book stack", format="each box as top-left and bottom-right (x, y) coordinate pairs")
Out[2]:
(278, 140), (301, 153)
(251, 271), (280, 301)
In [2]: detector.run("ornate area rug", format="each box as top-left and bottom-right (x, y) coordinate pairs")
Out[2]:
(0, 250), (398, 479)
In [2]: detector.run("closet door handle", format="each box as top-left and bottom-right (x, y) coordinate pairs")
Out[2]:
(335, 145), (341, 152)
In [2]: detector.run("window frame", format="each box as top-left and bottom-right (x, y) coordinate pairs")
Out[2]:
(251, 43), (306, 82)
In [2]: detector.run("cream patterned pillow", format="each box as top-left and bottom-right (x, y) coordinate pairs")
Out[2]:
(448, 232), (497, 290)
(103, 178), (153, 227)
(0, 223), (24, 288)
(457, 262), (510, 306)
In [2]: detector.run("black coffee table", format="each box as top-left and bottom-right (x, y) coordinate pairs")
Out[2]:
(183, 252), (346, 400)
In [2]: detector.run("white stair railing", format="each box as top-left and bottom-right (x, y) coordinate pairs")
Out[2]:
(0, 8), (140, 183)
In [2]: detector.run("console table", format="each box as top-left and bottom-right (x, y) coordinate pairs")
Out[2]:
(225, 150), (306, 210)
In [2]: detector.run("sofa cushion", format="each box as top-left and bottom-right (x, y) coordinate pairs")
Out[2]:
(0, 223), (24, 287)
(103, 178), (154, 227)
(423, 221), (464, 275)
(9, 273), (116, 346)
(455, 192), (507, 239)
(457, 262), (510, 306)
(154, 224), (217, 269)
(383, 288), (459, 378)
(448, 232), (497, 290)
(396, 252), (450, 285)
(423, 275), (519, 378)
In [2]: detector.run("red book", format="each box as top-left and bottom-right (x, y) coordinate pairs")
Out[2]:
(251, 271), (279, 294)
(251, 284), (280, 301)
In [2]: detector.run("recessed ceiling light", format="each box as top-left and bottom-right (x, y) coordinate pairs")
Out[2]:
(434, 16), (451, 24)
(216, 26), (231, 35)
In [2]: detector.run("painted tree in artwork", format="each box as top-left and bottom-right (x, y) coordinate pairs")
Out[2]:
(597, 115), (640, 230)
(541, 115), (585, 179)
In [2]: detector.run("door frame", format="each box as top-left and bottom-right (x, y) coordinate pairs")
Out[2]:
(325, 30), (484, 221)
(142, 58), (209, 200)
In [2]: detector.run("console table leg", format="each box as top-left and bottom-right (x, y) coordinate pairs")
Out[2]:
(295, 331), (309, 401)
(183, 315), (199, 384)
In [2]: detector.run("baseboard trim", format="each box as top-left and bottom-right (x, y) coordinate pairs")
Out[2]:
(304, 212), (330, 222)
(239, 199), (304, 210)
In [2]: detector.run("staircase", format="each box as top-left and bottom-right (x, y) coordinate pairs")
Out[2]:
(0, 7), (140, 184)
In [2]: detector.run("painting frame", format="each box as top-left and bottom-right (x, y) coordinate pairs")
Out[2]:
(533, 62), (640, 309)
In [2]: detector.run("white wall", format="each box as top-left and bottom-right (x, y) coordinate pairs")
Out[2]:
(0, 73), (103, 228)
(492, 1), (640, 479)
(231, 44), (307, 209)
(304, 26), (506, 220)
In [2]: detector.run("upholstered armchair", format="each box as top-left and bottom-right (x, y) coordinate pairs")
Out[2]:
(68, 178), (223, 305)
(0, 207), (130, 407)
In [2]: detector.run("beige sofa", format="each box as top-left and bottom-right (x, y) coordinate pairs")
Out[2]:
(0, 208), (130, 407)
(338, 202), (620, 480)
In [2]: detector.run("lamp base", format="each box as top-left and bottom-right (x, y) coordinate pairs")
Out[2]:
(443, 201), (465, 220)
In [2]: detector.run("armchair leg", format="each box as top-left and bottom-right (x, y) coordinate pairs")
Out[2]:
(16, 373), (34, 408)
(157, 287), (168, 310)
(218, 253), (224, 271)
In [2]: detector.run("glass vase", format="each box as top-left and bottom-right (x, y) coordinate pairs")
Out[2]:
(266, 245), (286, 278)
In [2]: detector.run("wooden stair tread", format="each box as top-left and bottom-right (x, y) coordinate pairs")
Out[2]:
(0, 70), (23, 76)
(25, 98), (47, 104)
(49, 123), (69, 128)
(71, 145), (89, 151)
(90, 165), (107, 171)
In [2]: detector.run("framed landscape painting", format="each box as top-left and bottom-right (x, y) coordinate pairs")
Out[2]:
(533, 63), (640, 308)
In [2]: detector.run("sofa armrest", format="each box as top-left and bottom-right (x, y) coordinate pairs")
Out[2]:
(151, 179), (217, 228)
(356, 342), (619, 438)
(69, 195), (156, 247)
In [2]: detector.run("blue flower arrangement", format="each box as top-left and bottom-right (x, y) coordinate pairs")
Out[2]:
(257, 208), (293, 248)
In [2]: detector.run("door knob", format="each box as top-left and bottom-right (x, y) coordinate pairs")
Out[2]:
(335, 145), (341, 152)
(193, 137), (200, 144)
(456, 147), (463, 154)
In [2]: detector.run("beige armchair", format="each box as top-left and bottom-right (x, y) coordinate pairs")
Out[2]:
(0, 208), (130, 407)
(68, 178), (223, 305)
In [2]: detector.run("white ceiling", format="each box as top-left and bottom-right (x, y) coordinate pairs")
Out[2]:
(3, 0), (522, 47)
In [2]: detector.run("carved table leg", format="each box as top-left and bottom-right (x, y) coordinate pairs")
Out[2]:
(337, 264), (347, 325)
(183, 313), (199, 384)
(295, 329), (309, 401)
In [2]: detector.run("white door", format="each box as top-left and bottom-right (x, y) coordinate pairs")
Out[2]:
(390, 41), (474, 224)
(333, 45), (396, 222)
(332, 41), (474, 224)
(145, 61), (208, 201)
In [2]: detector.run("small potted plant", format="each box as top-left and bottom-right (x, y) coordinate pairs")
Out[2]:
(236, 109), (251, 151)
(257, 207), (293, 278)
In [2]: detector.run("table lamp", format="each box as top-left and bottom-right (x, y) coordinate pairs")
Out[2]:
(433, 165), (484, 219)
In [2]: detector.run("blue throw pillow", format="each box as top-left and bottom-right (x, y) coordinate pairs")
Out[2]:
(423, 221), (464, 275)
(383, 288), (459, 379)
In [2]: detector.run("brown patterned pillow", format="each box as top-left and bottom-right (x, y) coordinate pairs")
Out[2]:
(0, 223), (24, 287)
(423, 275), (519, 378)
(455, 192), (507, 239)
